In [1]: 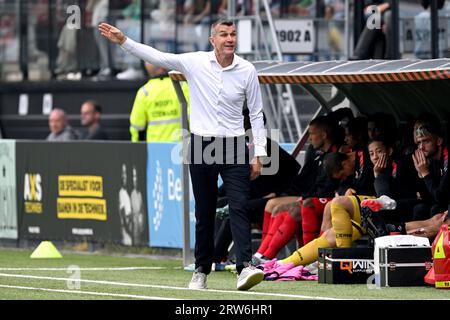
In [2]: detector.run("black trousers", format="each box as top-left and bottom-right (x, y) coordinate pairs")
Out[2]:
(189, 134), (251, 275)
(213, 197), (270, 263)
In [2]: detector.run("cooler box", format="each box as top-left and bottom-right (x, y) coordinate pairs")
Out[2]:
(374, 235), (432, 287)
(318, 247), (374, 284)
(379, 246), (432, 287)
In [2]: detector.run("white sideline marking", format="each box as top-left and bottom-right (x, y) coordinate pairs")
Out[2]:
(0, 273), (340, 300)
(0, 267), (167, 271)
(0, 284), (181, 300)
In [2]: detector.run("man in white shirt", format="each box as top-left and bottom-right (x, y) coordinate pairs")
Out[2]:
(99, 19), (266, 291)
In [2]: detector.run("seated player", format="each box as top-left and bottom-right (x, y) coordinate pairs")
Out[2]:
(265, 137), (448, 270)
(253, 116), (341, 263)
(411, 123), (450, 220)
(255, 136), (375, 263)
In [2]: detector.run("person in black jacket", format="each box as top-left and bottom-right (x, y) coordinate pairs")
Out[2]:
(275, 136), (443, 267)
(258, 116), (339, 222)
(328, 148), (375, 197)
(412, 123), (449, 219)
(211, 137), (301, 267)
(252, 116), (341, 262)
(80, 100), (109, 140)
(210, 109), (301, 268)
(361, 135), (425, 223)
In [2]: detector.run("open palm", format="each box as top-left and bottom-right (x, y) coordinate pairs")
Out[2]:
(98, 23), (126, 45)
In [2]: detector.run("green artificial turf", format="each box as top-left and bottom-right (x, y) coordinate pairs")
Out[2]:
(0, 248), (448, 300)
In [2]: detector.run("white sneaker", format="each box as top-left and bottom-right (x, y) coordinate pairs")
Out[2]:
(66, 72), (82, 80)
(98, 68), (112, 77)
(361, 195), (397, 212)
(184, 263), (195, 272)
(237, 265), (264, 291)
(251, 254), (269, 266)
(305, 261), (318, 275)
(116, 67), (143, 80)
(188, 271), (207, 290)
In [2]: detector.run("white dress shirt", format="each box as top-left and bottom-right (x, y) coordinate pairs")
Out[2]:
(121, 38), (267, 157)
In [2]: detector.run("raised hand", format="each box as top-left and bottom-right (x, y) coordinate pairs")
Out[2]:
(373, 153), (387, 177)
(98, 23), (127, 45)
(344, 188), (356, 196)
(250, 157), (262, 181)
(412, 149), (429, 178)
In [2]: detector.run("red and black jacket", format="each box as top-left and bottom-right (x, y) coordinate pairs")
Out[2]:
(422, 147), (450, 210)
(337, 147), (375, 196)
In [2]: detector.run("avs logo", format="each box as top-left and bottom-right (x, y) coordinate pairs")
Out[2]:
(24, 173), (43, 214)
(340, 259), (374, 274)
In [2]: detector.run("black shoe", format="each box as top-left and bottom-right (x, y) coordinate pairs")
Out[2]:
(360, 206), (390, 240)
(360, 207), (406, 241)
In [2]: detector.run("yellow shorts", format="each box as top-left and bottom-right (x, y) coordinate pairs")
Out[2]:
(348, 195), (376, 235)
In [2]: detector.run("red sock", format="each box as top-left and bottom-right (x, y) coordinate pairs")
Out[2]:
(263, 213), (298, 259)
(301, 200), (324, 245)
(257, 211), (287, 255)
(261, 211), (272, 243)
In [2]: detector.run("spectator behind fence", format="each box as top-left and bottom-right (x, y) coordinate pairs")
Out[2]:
(115, 0), (144, 80)
(88, 0), (112, 79)
(55, 17), (78, 79)
(351, 1), (394, 60)
(80, 100), (109, 140)
(414, 0), (446, 59)
(46, 108), (79, 141)
(324, 4), (343, 60)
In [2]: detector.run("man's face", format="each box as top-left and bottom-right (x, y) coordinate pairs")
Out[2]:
(81, 103), (97, 127)
(369, 141), (389, 165)
(344, 127), (355, 148)
(49, 111), (65, 134)
(332, 159), (354, 181)
(367, 121), (377, 140)
(309, 125), (325, 149)
(209, 24), (237, 59)
(416, 134), (440, 158)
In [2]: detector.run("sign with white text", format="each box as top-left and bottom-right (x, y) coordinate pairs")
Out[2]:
(274, 19), (315, 54)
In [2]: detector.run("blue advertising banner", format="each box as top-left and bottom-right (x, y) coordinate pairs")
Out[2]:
(147, 142), (296, 249)
(147, 143), (195, 248)
(280, 143), (295, 153)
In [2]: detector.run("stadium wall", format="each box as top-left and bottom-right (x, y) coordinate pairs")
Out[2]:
(0, 140), (295, 250)
(0, 80), (145, 140)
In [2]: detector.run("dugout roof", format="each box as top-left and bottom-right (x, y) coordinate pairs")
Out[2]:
(170, 58), (450, 122)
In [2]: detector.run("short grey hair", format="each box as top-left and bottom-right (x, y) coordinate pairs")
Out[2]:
(210, 19), (235, 36)
(51, 108), (67, 118)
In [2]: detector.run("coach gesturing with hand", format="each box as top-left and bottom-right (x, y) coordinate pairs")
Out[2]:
(99, 19), (266, 291)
